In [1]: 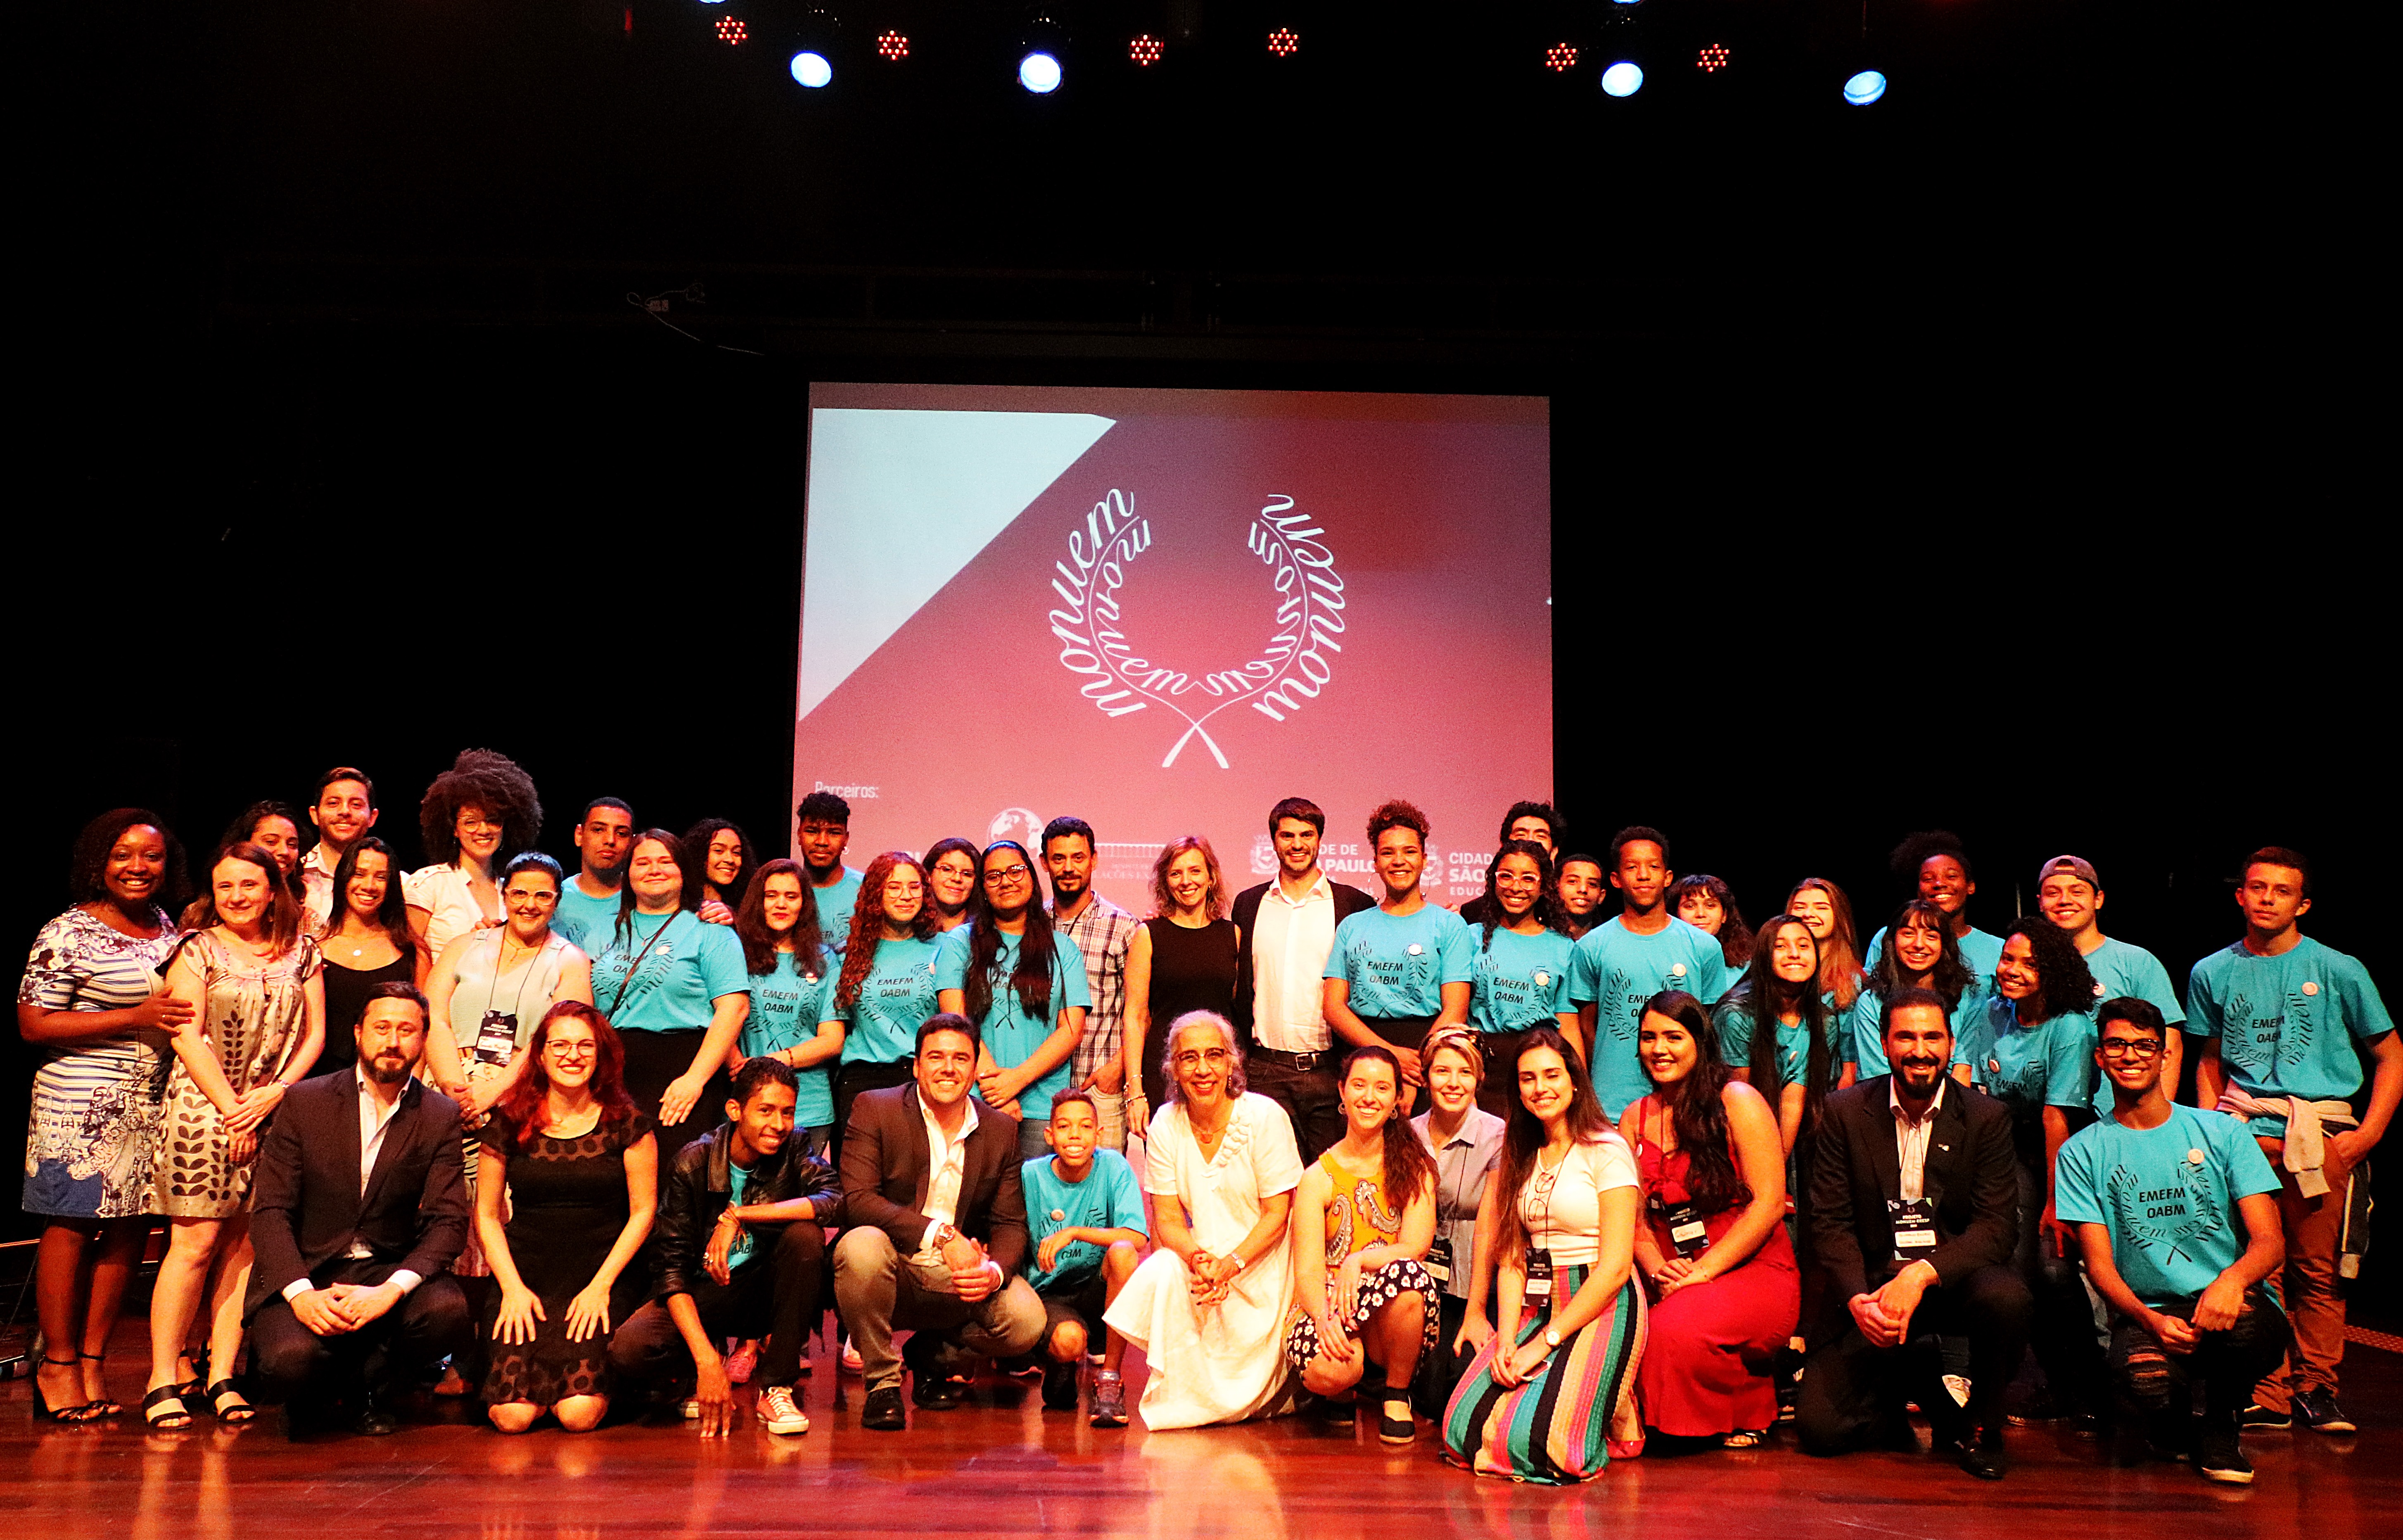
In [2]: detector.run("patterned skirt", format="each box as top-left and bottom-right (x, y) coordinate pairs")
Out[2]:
(1283, 1258), (1444, 1371)
(1443, 1265), (1647, 1483)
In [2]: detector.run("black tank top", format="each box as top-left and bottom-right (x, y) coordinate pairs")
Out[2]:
(1140, 917), (1239, 1108)
(314, 948), (416, 1077)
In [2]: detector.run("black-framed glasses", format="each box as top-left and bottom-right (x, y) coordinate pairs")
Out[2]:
(984, 866), (1032, 887)
(2099, 1038), (2163, 1060)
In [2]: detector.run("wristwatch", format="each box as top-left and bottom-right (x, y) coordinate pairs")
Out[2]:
(1543, 1327), (1561, 1349)
(928, 1222), (958, 1251)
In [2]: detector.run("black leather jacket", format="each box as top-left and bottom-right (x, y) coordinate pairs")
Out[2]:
(653, 1122), (843, 1300)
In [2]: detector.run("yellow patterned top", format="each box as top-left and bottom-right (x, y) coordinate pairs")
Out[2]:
(1317, 1149), (1404, 1265)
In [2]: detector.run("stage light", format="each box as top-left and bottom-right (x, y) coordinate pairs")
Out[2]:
(1267, 27), (1299, 57)
(1545, 43), (1577, 72)
(1697, 44), (1728, 72)
(1020, 50), (1062, 93)
(1129, 34), (1163, 65)
(715, 16), (747, 43)
(1843, 69), (1886, 105)
(876, 29), (908, 60)
(790, 50), (832, 87)
(1601, 61), (1642, 96)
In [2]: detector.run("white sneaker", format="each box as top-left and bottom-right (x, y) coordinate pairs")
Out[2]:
(757, 1385), (810, 1436)
(841, 1339), (864, 1374)
(680, 1398), (702, 1420)
(1943, 1375), (1972, 1409)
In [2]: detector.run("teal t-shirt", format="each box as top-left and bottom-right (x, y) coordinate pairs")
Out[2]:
(1326, 905), (1476, 1018)
(2056, 1103), (2280, 1307)
(2078, 937), (2186, 1115)
(1965, 993), (2097, 1122)
(814, 868), (865, 949)
(935, 927), (1092, 1123)
(551, 879), (622, 952)
(1466, 925), (1575, 1035)
(741, 948), (837, 1128)
(828, 936), (943, 1066)
(1844, 985), (1984, 1077)
(1866, 924), (2005, 987)
(1566, 916), (1732, 1119)
(1713, 993), (1835, 1092)
(588, 910), (750, 1034)
(723, 1160), (759, 1271)
(2187, 936), (2394, 1136)
(1020, 1148), (1148, 1292)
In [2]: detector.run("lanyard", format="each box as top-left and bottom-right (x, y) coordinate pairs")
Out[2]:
(606, 913), (677, 1017)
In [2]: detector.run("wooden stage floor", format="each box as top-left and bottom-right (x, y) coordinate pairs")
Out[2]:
(8, 1325), (2399, 1540)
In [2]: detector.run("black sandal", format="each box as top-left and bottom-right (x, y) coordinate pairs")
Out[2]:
(207, 1380), (257, 1424)
(1377, 1382), (1416, 1445)
(33, 1356), (99, 1423)
(80, 1353), (123, 1417)
(142, 1384), (195, 1431)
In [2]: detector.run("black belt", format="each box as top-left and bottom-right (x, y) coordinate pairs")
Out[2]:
(1253, 1045), (1333, 1072)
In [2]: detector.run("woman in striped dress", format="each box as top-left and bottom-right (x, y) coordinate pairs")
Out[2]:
(17, 810), (190, 1421)
(1443, 1026), (1647, 1481)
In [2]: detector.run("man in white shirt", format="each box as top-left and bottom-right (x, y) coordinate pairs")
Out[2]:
(299, 766), (380, 934)
(1229, 797), (1377, 1163)
(834, 1014), (1044, 1431)
(244, 985), (470, 1435)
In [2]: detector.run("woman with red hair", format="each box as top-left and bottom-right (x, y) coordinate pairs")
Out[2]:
(475, 1001), (658, 1433)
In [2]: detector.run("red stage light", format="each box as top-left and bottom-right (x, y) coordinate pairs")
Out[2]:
(1129, 34), (1164, 66)
(715, 16), (747, 44)
(1267, 27), (1299, 57)
(1697, 43), (1730, 71)
(1545, 43), (1578, 72)
(877, 30), (909, 60)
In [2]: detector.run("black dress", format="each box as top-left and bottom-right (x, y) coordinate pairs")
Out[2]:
(312, 948), (415, 1077)
(1139, 917), (1240, 1108)
(478, 1108), (656, 1407)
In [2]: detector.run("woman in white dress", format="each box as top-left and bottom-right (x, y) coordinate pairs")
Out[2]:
(1104, 1010), (1302, 1430)
(405, 749), (543, 962)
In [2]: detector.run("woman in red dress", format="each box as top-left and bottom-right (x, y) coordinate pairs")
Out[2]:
(1618, 989), (1799, 1447)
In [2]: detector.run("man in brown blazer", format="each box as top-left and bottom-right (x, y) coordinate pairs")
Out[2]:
(834, 1012), (1045, 1431)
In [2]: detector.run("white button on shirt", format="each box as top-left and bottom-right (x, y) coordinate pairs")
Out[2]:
(1252, 874), (1338, 1054)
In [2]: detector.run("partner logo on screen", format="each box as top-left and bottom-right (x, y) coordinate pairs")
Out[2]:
(1048, 489), (1347, 770)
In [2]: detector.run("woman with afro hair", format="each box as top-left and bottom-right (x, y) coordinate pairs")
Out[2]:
(406, 748), (543, 968)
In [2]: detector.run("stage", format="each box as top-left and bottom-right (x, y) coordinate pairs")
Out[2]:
(8, 1325), (2398, 1540)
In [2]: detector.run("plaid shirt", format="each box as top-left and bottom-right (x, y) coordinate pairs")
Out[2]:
(1054, 892), (1137, 1088)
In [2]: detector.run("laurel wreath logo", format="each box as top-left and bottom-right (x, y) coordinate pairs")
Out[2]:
(1047, 489), (1348, 768)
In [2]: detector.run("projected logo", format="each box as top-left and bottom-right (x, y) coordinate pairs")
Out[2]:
(1048, 489), (1348, 769)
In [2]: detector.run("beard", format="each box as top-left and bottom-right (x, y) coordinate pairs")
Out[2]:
(366, 1052), (420, 1087)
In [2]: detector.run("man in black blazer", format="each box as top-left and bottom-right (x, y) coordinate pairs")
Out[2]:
(245, 983), (471, 1435)
(833, 1012), (1044, 1431)
(1228, 796), (1377, 1163)
(1803, 987), (2032, 1478)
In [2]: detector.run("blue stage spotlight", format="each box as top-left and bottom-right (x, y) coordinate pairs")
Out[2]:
(1020, 51), (1062, 93)
(1843, 69), (1886, 105)
(791, 50), (833, 87)
(1601, 61), (1643, 97)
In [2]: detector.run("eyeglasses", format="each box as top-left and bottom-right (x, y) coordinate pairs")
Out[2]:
(547, 1042), (598, 1060)
(984, 866), (1032, 887)
(2099, 1038), (2163, 1059)
(1173, 1048), (1232, 1070)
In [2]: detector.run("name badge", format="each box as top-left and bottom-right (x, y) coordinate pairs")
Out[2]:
(1524, 1247), (1554, 1300)
(1888, 1197), (1937, 1251)
(473, 1010), (518, 1066)
(1423, 1237), (1453, 1284)
(1656, 1198), (1708, 1259)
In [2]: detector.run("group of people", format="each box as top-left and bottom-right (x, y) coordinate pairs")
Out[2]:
(18, 752), (2395, 1491)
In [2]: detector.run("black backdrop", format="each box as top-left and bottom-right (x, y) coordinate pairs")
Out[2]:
(12, 2), (2387, 1320)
